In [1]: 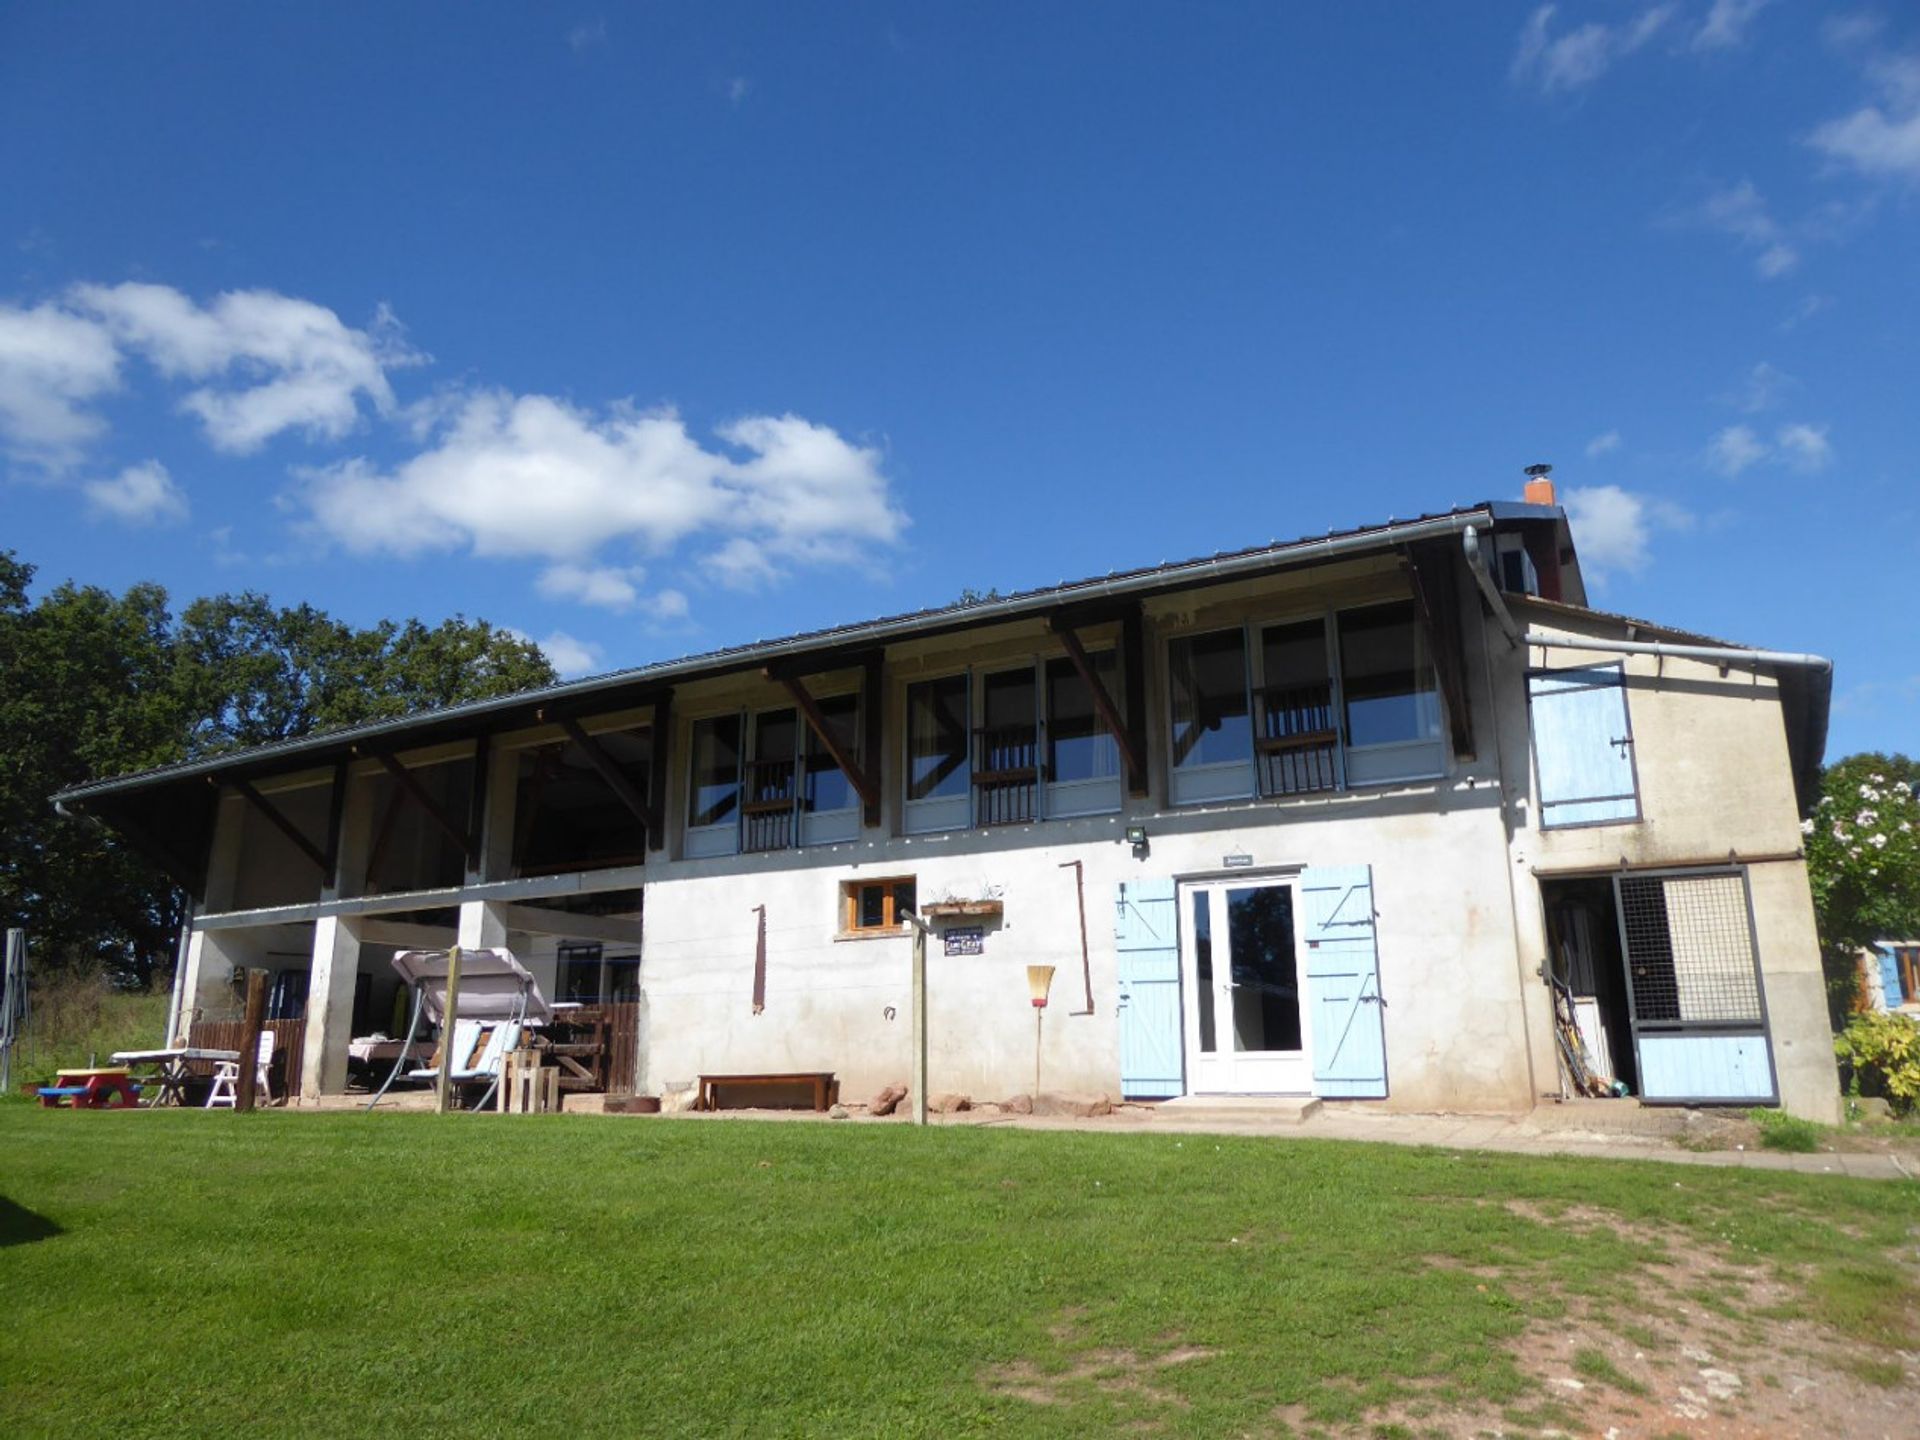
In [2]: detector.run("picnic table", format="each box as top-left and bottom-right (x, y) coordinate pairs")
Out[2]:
(38, 1067), (142, 1109)
(109, 1047), (242, 1107)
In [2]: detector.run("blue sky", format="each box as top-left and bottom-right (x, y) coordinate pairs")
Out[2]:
(2, 4), (1915, 757)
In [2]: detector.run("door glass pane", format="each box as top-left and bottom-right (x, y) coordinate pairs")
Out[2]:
(803, 694), (860, 813)
(688, 715), (742, 828)
(1191, 890), (1217, 1053)
(1045, 653), (1119, 782)
(1226, 886), (1301, 1053)
(906, 675), (970, 800)
(1338, 602), (1440, 748)
(1169, 629), (1252, 770)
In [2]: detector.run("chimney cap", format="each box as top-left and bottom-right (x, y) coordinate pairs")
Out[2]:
(1524, 463), (1553, 478)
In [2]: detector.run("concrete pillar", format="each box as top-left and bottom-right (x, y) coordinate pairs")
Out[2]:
(178, 926), (242, 1038)
(458, 900), (507, 951)
(300, 914), (363, 1100)
(473, 740), (518, 884)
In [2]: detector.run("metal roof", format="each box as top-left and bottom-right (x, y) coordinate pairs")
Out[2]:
(54, 499), (1564, 804)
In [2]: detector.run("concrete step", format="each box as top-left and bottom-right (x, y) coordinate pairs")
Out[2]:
(1148, 1095), (1323, 1125)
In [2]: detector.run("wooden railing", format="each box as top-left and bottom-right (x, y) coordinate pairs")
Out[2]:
(740, 757), (797, 852)
(1255, 683), (1339, 797)
(186, 1017), (307, 1099)
(972, 724), (1039, 825)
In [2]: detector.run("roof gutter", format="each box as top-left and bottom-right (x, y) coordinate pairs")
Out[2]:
(1521, 633), (1831, 671)
(55, 508), (1498, 805)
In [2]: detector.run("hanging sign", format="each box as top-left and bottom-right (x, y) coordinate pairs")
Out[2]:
(1222, 852), (1255, 869)
(943, 926), (985, 956)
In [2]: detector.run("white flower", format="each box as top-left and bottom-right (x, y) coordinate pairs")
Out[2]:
(1901, 822), (1913, 834)
(1870, 833), (1889, 849)
(1857, 809), (1878, 826)
(1801, 818), (1815, 836)
(1871, 773), (1886, 784)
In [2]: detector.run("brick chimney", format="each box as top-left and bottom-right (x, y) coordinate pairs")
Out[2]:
(1523, 462), (1556, 506)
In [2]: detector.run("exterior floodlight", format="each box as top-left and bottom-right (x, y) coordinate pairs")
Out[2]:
(1124, 824), (1147, 846)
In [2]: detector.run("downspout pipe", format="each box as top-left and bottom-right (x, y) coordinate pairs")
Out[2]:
(1461, 526), (1521, 647)
(1520, 633), (1832, 672)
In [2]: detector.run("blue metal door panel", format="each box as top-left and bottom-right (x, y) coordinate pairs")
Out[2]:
(1115, 879), (1182, 1099)
(1300, 865), (1388, 1099)
(1530, 666), (1639, 827)
(1637, 1034), (1776, 1102)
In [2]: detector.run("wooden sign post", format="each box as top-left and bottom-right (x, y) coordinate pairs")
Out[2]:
(436, 946), (462, 1115)
(234, 968), (268, 1113)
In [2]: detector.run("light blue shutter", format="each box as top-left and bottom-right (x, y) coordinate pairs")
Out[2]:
(1529, 665), (1640, 827)
(1115, 879), (1183, 1099)
(1300, 865), (1388, 1099)
(1878, 945), (1904, 1008)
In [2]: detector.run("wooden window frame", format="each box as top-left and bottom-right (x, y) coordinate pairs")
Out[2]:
(840, 876), (917, 936)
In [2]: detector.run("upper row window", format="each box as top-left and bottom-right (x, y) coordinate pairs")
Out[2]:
(903, 652), (1122, 835)
(686, 695), (863, 858)
(1168, 602), (1442, 805)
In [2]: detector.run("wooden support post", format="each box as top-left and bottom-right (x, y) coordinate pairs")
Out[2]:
(1121, 606), (1149, 797)
(227, 777), (331, 876)
(234, 968), (267, 1113)
(555, 717), (652, 835)
(860, 652), (884, 827)
(436, 945), (461, 1115)
(322, 761), (348, 879)
(466, 734), (491, 862)
(365, 750), (475, 866)
(1406, 544), (1474, 760)
(907, 912), (928, 1127)
(771, 671), (880, 818)
(1049, 618), (1149, 794)
(646, 691), (672, 851)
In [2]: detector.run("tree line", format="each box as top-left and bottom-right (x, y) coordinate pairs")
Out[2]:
(0, 551), (555, 987)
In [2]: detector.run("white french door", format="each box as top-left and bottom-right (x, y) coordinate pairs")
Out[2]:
(1177, 879), (1314, 1094)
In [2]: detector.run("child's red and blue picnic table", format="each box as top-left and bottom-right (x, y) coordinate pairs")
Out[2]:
(37, 1067), (143, 1109)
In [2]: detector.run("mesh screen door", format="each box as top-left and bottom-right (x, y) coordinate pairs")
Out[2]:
(1614, 870), (1777, 1104)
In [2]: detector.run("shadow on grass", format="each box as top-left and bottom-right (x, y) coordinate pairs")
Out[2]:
(0, 1196), (63, 1248)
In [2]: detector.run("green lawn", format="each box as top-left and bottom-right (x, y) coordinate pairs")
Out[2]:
(1, 1109), (1914, 1438)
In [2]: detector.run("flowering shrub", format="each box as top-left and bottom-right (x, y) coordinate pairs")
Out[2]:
(1834, 1011), (1920, 1115)
(1803, 753), (1920, 1020)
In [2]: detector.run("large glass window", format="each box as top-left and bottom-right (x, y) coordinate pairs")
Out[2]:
(687, 715), (743, 829)
(906, 675), (970, 802)
(1338, 602), (1441, 749)
(1045, 653), (1119, 784)
(977, 667), (1040, 826)
(802, 694), (861, 814)
(1256, 620), (1338, 797)
(742, 708), (800, 853)
(1169, 629), (1252, 770)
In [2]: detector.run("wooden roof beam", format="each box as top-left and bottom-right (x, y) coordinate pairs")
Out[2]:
(768, 669), (880, 825)
(554, 716), (654, 844)
(1047, 614), (1149, 795)
(360, 748), (476, 865)
(224, 775), (331, 876)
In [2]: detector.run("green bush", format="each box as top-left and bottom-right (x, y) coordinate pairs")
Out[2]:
(1834, 1011), (1920, 1116)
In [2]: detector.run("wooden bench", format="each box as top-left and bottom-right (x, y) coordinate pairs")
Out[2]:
(697, 1072), (837, 1113)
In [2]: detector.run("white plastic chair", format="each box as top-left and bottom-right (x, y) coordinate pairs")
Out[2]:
(206, 1030), (276, 1108)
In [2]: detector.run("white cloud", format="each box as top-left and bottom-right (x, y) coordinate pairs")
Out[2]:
(1775, 422), (1833, 471)
(1706, 421), (1833, 477)
(1564, 484), (1691, 582)
(702, 536), (783, 591)
(566, 18), (607, 53)
(82, 459), (188, 526)
(1686, 181), (1798, 278)
(1810, 51), (1920, 184)
(1512, 4), (1672, 94)
(1693, 0), (1771, 52)
(297, 392), (907, 588)
(538, 561), (646, 610)
(1707, 424), (1769, 476)
(1729, 360), (1795, 413)
(71, 283), (419, 453)
(1584, 430), (1621, 458)
(537, 630), (601, 677)
(0, 300), (121, 469)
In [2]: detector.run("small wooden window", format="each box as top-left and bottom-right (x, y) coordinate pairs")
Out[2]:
(841, 876), (916, 934)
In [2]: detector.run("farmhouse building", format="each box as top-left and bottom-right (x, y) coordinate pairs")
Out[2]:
(52, 475), (1843, 1122)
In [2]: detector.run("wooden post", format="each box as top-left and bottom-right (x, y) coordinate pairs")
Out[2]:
(436, 945), (462, 1115)
(234, 968), (267, 1113)
(908, 913), (928, 1127)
